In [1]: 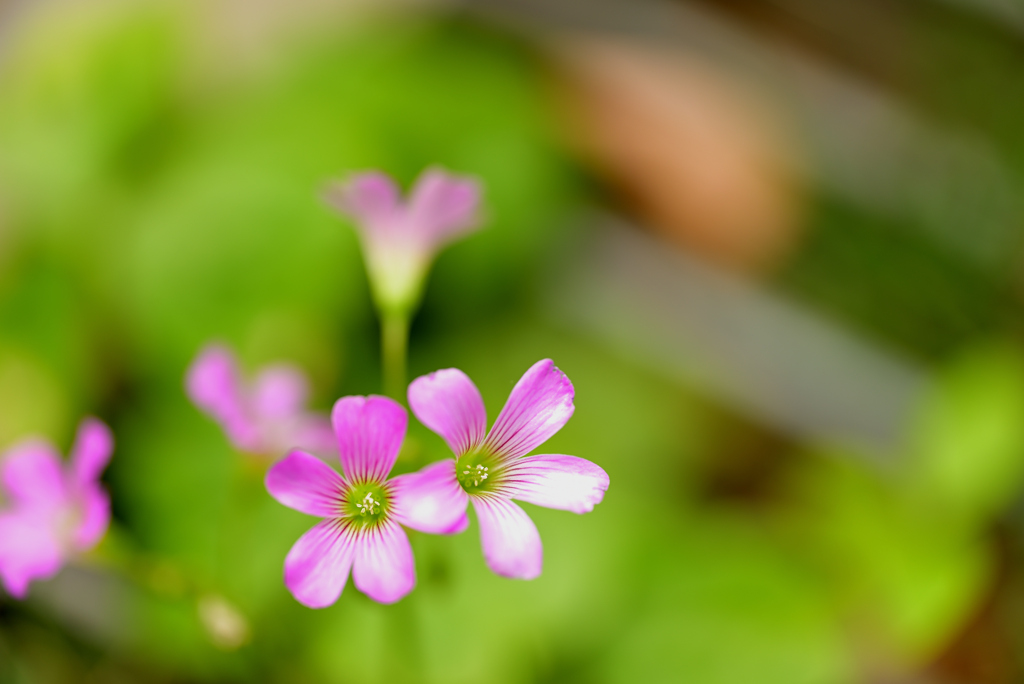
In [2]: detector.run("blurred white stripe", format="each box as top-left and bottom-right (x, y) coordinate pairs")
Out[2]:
(550, 216), (929, 455)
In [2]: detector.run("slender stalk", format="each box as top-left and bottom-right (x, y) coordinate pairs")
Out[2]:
(382, 311), (410, 402)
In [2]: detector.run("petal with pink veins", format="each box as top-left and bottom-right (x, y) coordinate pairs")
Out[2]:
(484, 360), (575, 460)
(351, 519), (415, 604)
(472, 495), (542, 580)
(1, 441), (67, 512)
(265, 451), (344, 517)
(391, 459), (469, 534)
(408, 368), (487, 457)
(69, 418), (113, 487)
(503, 455), (609, 514)
(0, 512), (64, 598)
(72, 485), (111, 550)
(284, 519), (357, 608)
(331, 396), (406, 483)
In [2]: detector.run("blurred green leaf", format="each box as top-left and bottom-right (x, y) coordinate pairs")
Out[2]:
(785, 455), (991, 663)
(909, 344), (1024, 526)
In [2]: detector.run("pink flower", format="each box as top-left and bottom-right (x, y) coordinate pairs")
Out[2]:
(408, 360), (609, 580)
(0, 418), (114, 598)
(325, 167), (482, 313)
(186, 344), (335, 458)
(265, 395), (467, 607)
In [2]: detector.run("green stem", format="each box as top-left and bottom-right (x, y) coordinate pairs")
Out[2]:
(382, 311), (410, 402)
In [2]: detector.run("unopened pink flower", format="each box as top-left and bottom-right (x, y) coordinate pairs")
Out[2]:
(187, 344), (335, 458)
(0, 418), (114, 598)
(265, 395), (467, 607)
(408, 360), (609, 580)
(325, 167), (482, 313)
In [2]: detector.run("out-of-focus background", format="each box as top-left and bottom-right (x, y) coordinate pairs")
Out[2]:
(2, 0), (1024, 682)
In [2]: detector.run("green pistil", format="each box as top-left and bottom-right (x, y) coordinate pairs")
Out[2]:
(455, 450), (504, 495)
(343, 482), (390, 528)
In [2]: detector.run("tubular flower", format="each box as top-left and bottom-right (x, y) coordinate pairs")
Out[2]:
(0, 418), (114, 598)
(408, 360), (609, 580)
(324, 167), (482, 314)
(265, 395), (467, 608)
(187, 344), (335, 458)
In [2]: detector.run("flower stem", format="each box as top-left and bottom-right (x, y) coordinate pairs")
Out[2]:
(382, 311), (409, 402)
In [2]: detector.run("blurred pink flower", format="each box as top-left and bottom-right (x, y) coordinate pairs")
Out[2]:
(186, 344), (335, 458)
(0, 418), (114, 598)
(265, 395), (466, 607)
(409, 360), (609, 580)
(325, 167), (482, 313)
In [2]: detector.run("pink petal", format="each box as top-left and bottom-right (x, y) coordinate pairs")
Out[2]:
(503, 455), (609, 514)
(390, 459), (469, 534)
(186, 345), (260, 450)
(408, 368), (487, 457)
(471, 495), (542, 580)
(265, 451), (344, 517)
(72, 485), (111, 550)
(325, 172), (400, 227)
(447, 514), (470, 534)
(69, 418), (113, 487)
(0, 440), (67, 512)
(352, 519), (415, 604)
(0, 511), (64, 598)
(284, 519), (358, 608)
(483, 360), (575, 460)
(252, 365), (309, 419)
(407, 168), (482, 247)
(186, 344), (242, 414)
(331, 396), (406, 484)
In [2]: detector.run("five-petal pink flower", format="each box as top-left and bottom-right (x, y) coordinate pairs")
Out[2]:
(187, 344), (335, 458)
(408, 360), (609, 580)
(325, 167), (482, 313)
(265, 395), (467, 608)
(0, 418), (114, 598)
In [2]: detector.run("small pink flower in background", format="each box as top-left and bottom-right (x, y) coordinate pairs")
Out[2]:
(325, 167), (482, 313)
(187, 344), (335, 458)
(408, 360), (609, 580)
(0, 418), (113, 598)
(265, 394), (467, 608)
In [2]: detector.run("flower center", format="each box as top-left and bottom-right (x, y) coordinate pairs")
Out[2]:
(455, 450), (503, 495)
(356, 491), (381, 515)
(461, 464), (489, 487)
(343, 482), (389, 528)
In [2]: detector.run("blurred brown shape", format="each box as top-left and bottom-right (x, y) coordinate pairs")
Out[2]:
(926, 555), (1018, 684)
(555, 37), (804, 273)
